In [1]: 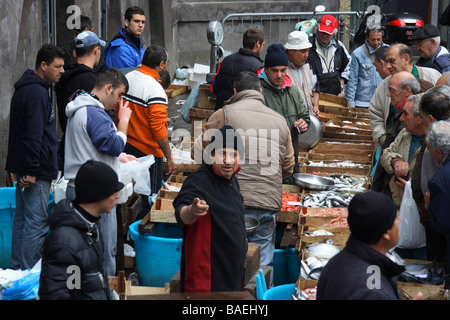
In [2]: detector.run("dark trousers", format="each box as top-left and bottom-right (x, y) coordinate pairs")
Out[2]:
(124, 143), (164, 220)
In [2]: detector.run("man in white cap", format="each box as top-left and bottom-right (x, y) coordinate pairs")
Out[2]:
(285, 30), (320, 116)
(346, 27), (387, 108)
(55, 31), (107, 171)
(307, 15), (351, 96)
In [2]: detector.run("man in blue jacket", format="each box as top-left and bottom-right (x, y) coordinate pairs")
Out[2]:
(412, 24), (450, 74)
(6, 44), (65, 270)
(104, 6), (146, 70)
(346, 27), (387, 108)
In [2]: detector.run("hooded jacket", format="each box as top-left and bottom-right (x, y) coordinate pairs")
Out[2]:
(5, 70), (58, 181)
(104, 28), (145, 70)
(259, 70), (310, 173)
(39, 199), (110, 300)
(317, 235), (405, 300)
(64, 92), (126, 187)
(55, 61), (98, 132)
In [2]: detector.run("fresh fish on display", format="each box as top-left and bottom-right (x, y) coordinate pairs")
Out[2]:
(304, 230), (335, 236)
(302, 190), (355, 208)
(328, 122), (369, 130)
(324, 141), (373, 146)
(307, 160), (365, 169)
(301, 242), (342, 280)
(329, 174), (369, 192)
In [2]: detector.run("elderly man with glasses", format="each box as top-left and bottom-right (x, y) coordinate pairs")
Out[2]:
(369, 43), (441, 147)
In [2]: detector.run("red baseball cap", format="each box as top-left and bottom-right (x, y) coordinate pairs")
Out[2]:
(319, 15), (338, 35)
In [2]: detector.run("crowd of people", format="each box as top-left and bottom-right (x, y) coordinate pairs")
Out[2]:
(4, 6), (450, 300)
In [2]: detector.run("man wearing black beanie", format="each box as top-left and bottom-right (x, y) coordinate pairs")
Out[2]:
(259, 43), (310, 180)
(173, 126), (247, 293)
(39, 161), (124, 300)
(317, 191), (423, 300)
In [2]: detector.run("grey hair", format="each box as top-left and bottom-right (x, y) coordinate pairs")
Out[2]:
(408, 94), (423, 116)
(429, 36), (441, 46)
(426, 120), (450, 155)
(426, 83), (450, 97)
(440, 72), (450, 86)
(402, 77), (421, 94)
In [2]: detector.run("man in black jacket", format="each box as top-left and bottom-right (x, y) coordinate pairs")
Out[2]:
(6, 44), (65, 270)
(39, 160), (124, 300)
(317, 191), (422, 300)
(307, 15), (351, 96)
(211, 28), (265, 110)
(173, 126), (247, 293)
(55, 31), (106, 171)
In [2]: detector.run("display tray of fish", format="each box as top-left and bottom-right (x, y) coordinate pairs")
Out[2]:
(306, 160), (367, 169)
(329, 174), (370, 192)
(302, 190), (355, 208)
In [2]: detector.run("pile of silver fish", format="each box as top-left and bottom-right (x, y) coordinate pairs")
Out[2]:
(307, 160), (365, 168)
(330, 174), (369, 193)
(302, 190), (355, 208)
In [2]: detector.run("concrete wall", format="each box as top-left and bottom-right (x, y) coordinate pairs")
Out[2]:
(0, 0), (43, 186)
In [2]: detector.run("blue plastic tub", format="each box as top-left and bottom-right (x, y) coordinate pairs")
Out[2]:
(0, 188), (54, 269)
(287, 248), (301, 283)
(129, 220), (183, 287)
(263, 283), (296, 300)
(273, 248), (289, 286)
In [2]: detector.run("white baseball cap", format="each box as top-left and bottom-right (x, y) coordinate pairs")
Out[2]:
(284, 31), (312, 50)
(75, 31), (106, 48)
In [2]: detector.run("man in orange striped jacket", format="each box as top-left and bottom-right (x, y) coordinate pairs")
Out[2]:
(118, 45), (177, 218)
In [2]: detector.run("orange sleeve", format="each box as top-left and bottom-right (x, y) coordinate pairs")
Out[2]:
(148, 104), (168, 141)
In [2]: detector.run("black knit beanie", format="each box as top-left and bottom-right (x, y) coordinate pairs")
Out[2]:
(74, 160), (124, 204)
(347, 191), (398, 244)
(264, 44), (289, 68)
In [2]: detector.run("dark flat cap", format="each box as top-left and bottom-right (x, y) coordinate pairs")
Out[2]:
(412, 24), (440, 41)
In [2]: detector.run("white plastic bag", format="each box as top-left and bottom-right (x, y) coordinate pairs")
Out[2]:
(119, 155), (155, 196)
(396, 181), (426, 249)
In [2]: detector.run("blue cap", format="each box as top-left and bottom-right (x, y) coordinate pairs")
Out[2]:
(75, 31), (106, 48)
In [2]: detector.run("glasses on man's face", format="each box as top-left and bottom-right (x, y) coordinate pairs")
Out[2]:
(388, 87), (404, 94)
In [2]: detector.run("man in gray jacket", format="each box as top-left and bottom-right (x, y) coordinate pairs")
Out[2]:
(64, 69), (136, 277)
(193, 71), (295, 287)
